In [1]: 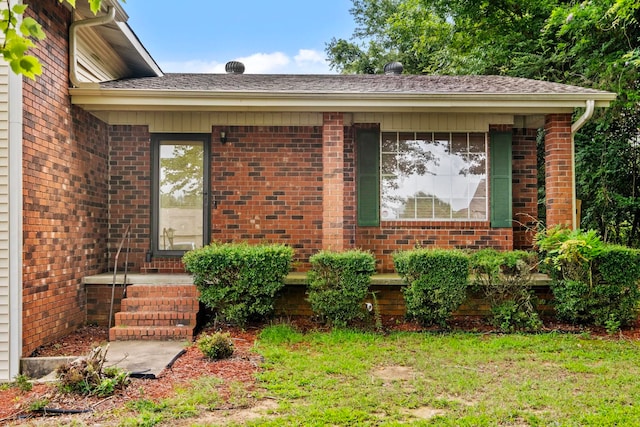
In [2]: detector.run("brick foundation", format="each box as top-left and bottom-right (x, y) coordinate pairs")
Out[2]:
(89, 280), (554, 326)
(274, 284), (554, 318)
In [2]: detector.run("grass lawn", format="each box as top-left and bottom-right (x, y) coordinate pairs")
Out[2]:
(234, 325), (640, 426)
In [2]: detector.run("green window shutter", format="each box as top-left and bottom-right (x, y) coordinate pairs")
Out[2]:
(490, 131), (513, 228)
(357, 130), (380, 226)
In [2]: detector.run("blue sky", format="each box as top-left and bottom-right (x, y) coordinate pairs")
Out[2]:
(123, 0), (356, 74)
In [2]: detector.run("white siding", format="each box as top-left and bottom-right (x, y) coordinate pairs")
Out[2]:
(0, 59), (10, 381)
(352, 112), (514, 132)
(0, 44), (21, 382)
(100, 111), (514, 133)
(105, 111), (324, 132)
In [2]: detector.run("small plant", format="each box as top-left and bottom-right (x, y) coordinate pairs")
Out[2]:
(197, 332), (234, 360)
(307, 249), (376, 327)
(13, 373), (33, 392)
(370, 291), (384, 333)
(28, 398), (49, 412)
(56, 345), (129, 396)
(394, 248), (469, 327)
(605, 314), (621, 335)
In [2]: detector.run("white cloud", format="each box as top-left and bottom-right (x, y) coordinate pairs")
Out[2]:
(159, 49), (333, 74)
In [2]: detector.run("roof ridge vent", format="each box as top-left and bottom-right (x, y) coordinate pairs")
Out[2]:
(225, 61), (245, 74)
(383, 61), (404, 75)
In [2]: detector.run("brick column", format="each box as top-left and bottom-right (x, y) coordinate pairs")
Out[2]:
(322, 113), (345, 251)
(544, 114), (574, 228)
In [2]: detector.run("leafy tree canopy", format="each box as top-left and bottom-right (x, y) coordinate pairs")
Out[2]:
(1, 0), (107, 79)
(328, 0), (640, 246)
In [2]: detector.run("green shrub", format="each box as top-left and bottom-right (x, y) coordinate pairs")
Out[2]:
(537, 227), (640, 327)
(394, 248), (469, 327)
(307, 250), (376, 327)
(182, 242), (294, 325)
(197, 332), (234, 360)
(470, 249), (542, 332)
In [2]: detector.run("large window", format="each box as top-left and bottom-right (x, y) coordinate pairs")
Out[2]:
(380, 131), (487, 221)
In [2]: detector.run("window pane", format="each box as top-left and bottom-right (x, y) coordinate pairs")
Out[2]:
(380, 131), (487, 221)
(469, 133), (486, 152)
(415, 197), (434, 219)
(381, 153), (397, 175)
(451, 133), (467, 154)
(158, 141), (204, 250)
(434, 133), (450, 152)
(381, 132), (397, 152)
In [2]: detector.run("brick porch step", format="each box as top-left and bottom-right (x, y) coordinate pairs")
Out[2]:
(110, 284), (200, 342)
(114, 311), (197, 327)
(109, 326), (194, 341)
(121, 297), (199, 313)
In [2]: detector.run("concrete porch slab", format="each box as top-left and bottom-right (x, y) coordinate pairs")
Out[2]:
(104, 340), (188, 379)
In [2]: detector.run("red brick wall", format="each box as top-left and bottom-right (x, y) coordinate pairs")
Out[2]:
(22, 0), (110, 356)
(544, 114), (574, 227)
(356, 223), (513, 272)
(512, 128), (539, 249)
(211, 126), (324, 270)
(108, 125), (152, 270)
(106, 122), (538, 275)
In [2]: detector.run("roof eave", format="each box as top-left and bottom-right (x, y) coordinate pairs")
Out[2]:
(69, 88), (616, 114)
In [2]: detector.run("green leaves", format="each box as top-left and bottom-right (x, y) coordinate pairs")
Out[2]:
(394, 248), (469, 327)
(182, 243), (294, 325)
(20, 17), (45, 40)
(0, 1), (110, 79)
(307, 250), (376, 326)
(1, 3), (44, 79)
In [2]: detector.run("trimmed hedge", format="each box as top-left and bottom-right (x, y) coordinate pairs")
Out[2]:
(307, 250), (376, 326)
(394, 248), (469, 327)
(182, 242), (294, 325)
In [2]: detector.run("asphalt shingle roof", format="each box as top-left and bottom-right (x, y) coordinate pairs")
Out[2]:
(100, 73), (610, 95)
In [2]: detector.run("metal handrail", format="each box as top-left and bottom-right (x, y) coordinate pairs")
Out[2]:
(108, 225), (131, 332)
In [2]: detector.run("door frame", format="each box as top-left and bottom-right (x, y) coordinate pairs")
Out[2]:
(151, 133), (211, 257)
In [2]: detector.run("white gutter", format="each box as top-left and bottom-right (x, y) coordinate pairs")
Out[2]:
(69, 7), (116, 88)
(571, 99), (595, 134)
(570, 99), (596, 229)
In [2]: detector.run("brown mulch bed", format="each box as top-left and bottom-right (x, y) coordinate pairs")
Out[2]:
(2, 316), (640, 425)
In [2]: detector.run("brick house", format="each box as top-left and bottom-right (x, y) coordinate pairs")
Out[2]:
(0, 0), (615, 380)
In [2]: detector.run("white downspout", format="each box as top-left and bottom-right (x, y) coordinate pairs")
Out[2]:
(69, 7), (116, 88)
(570, 99), (595, 230)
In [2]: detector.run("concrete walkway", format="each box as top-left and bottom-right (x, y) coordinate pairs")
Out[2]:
(104, 340), (188, 379)
(25, 340), (188, 381)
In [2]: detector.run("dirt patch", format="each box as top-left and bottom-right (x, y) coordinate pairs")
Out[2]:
(373, 365), (416, 382)
(172, 398), (279, 426)
(405, 406), (447, 420)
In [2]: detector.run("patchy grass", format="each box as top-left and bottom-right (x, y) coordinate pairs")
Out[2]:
(245, 324), (640, 426)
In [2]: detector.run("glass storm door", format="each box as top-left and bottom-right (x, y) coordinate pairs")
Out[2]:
(152, 134), (210, 255)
